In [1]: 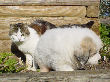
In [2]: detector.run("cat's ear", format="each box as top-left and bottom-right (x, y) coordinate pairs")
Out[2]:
(10, 24), (12, 27)
(85, 21), (94, 28)
(16, 23), (24, 27)
(23, 23), (28, 28)
(79, 21), (94, 28)
(10, 24), (14, 29)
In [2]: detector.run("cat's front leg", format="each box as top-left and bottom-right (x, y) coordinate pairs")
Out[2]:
(25, 54), (36, 71)
(40, 66), (50, 72)
(32, 56), (38, 71)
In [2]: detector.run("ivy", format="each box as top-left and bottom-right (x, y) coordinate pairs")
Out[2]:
(99, 24), (110, 58)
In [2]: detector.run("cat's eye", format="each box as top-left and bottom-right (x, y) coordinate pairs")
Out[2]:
(13, 27), (18, 31)
(77, 57), (80, 60)
(21, 34), (24, 36)
(11, 28), (18, 33)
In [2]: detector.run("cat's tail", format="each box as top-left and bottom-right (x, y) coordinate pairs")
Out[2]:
(86, 21), (94, 28)
(80, 21), (94, 28)
(72, 21), (94, 28)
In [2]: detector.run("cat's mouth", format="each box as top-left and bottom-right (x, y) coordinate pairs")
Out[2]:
(11, 38), (24, 43)
(18, 40), (24, 43)
(14, 40), (24, 45)
(17, 39), (24, 42)
(10, 35), (25, 43)
(11, 37), (24, 44)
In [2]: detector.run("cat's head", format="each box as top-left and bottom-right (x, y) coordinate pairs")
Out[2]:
(9, 20), (56, 44)
(9, 23), (30, 44)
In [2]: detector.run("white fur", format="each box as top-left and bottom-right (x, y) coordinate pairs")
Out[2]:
(88, 53), (101, 65)
(10, 27), (40, 71)
(35, 27), (103, 71)
(19, 27), (40, 71)
(18, 27), (39, 54)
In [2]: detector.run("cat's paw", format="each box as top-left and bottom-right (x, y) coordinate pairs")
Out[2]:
(87, 53), (101, 65)
(26, 67), (36, 71)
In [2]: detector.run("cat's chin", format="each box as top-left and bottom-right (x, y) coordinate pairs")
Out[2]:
(13, 41), (24, 45)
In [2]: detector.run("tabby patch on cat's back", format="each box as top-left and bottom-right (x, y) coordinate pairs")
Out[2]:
(29, 20), (56, 35)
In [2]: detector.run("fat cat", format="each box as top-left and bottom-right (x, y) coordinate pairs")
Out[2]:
(9, 20), (57, 71)
(9, 20), (99, 71)
(34, 22), (102, 72)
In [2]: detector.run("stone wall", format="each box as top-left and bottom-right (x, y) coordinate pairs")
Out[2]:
(0, 0), (100, 52)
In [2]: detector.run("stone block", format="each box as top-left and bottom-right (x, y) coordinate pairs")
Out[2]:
(0, 40), (11, 52)
(87, 6), (99, 17)
(0, 6), (86, 17)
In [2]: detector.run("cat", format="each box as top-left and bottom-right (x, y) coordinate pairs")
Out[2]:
(9, 20), (57, 71)
(11, 21), (94, 63)
(34, 22), (103, 72)
(10, 20), (98, 71)
(10, 21), (94, 63)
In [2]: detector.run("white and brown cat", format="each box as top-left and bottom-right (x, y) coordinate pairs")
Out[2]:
(9, 20), (101, 71)
(9, 20), (56, 71)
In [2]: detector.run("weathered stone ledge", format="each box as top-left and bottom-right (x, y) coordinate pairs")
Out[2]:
(0, 0), (99, 6)
(0, 70), (110, 82)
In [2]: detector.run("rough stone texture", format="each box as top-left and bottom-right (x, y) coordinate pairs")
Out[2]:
(87, 6), (99, 17)
(0, 25), (10, 40)
(0, 40), (11, 52)
(0, 0), (100, 6)
(0, 70), (110, 82)
(0, 17), (99, 26)
(0, 6), (86, 17)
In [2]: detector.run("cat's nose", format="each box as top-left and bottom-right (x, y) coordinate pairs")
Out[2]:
(18, 38), (23, 42)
